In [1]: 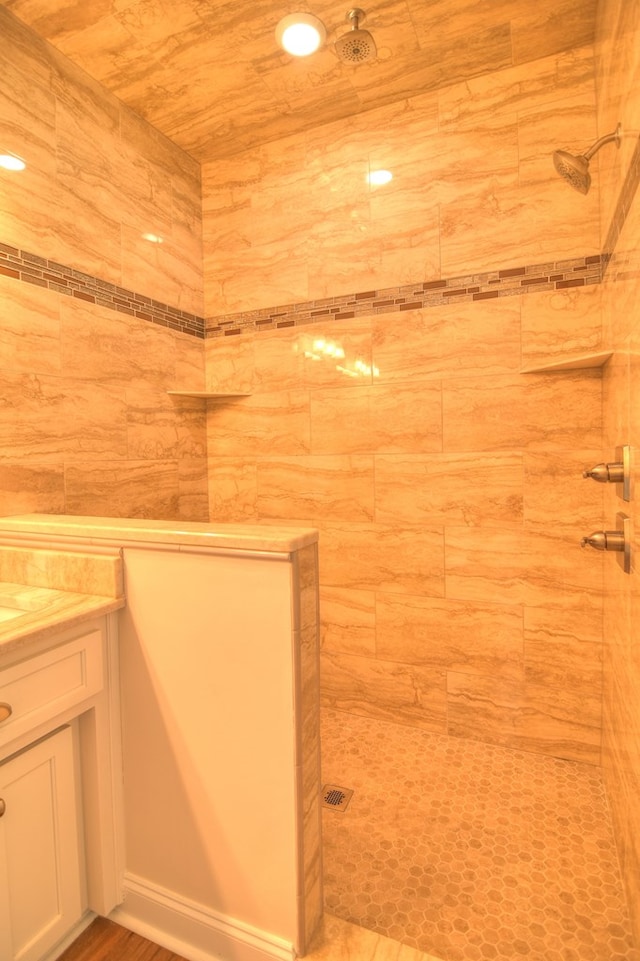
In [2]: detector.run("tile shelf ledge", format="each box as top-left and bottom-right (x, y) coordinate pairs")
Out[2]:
(167, 390), (251, 398)
(520, 350), (613, 374)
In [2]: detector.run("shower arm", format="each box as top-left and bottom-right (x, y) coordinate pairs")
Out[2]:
(582, 124), (622, 161)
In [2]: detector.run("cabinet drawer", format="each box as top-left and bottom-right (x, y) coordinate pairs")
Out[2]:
(0, 631), (103, 751)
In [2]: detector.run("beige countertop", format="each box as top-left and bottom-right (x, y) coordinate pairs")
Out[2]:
(0, 514), (319, 553)
(0, 581), (124, 657)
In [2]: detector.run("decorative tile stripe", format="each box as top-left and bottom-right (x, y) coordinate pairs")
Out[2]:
(205, 256), (604, 337)
(0, 242), (205, 338)
(5, 146), (639, 345)
(602, 133), (640, 271)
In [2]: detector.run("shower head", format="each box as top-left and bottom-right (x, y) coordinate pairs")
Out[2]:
(553, 123), (622, 195)
(553, 150), (592, 195)
(335, 8), (377, 64)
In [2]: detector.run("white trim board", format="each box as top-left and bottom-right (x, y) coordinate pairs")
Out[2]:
(109, 873), (296, 961)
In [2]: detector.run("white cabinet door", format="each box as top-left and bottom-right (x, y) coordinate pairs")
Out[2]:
(0, 726), (83, 961)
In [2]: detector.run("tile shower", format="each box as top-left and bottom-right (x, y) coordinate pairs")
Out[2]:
(321, 710), (637, 960)
(1, 1), (639, 959)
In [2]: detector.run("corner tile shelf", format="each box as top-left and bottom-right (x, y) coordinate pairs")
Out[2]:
(166, 391), (251, 398)
(520, 351), (613, 374)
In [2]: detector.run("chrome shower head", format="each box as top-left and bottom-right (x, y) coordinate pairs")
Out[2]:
(335, 8), (377, 64)
(553, 150), (592, 195)
(553, 123), (622, 195)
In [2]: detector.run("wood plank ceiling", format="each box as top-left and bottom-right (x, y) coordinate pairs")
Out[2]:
(0, 0), (597, 162)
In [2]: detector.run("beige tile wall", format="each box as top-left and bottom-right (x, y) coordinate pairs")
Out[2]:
(0, 9), (208, 520)
(204, 291), (605, 763)
(201, 44), (599, 317)
(597, 0), (640, 943)
(202, 39), (606, 765)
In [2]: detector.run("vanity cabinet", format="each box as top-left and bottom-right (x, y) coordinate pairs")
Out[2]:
(0, 515), (321, 961)
(0, 726), (83, 961)
(0, 616), (124, 961)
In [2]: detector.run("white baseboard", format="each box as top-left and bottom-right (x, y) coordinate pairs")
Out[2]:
(108, 873), (296, 961)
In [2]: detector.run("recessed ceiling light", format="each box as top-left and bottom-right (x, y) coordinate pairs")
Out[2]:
(142, 232), (164, 244)
(367, 169), (393, 186)
(275, 13), (326, 56)
(0, 153), (26, 171)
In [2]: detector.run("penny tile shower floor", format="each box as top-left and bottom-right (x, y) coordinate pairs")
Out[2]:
(321, 708), (639, 961)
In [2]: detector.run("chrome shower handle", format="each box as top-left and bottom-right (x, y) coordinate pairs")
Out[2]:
(580, 531), (625, 551)
(582, 463), (624, 483)
(581, 513), (631, 573)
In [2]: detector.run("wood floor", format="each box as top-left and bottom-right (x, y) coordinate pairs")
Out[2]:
(57, 918), (189, 961)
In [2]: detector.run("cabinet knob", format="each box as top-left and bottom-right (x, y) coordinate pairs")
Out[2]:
(0, 702), (12, 723)
(0, 798), (5, 818)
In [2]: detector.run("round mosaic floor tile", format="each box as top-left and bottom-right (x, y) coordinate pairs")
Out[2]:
(321, 709), (639, 961)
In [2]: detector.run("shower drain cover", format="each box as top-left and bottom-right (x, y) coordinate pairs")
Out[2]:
(322, 784), (354, 812)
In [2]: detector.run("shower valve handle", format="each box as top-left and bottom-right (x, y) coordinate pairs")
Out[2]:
(580, 530), (625, 551)
(582, 462), (624, 483)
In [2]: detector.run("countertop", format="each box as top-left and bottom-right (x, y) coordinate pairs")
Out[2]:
(0, 581), (124, 657)
(0, 514), (319, 554)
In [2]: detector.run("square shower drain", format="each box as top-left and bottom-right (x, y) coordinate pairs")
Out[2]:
(322, 784), (354, 812)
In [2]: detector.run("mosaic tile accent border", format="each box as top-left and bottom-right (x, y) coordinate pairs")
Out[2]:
(3, 137), (639, 342)
(205, 256), (604, 337)
(603, 133), (640, 268)
(0, 242), (204, 338)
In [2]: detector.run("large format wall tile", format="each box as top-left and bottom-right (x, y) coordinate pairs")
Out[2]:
(319, 586), (376, 657)
(176, 456), (209, 521)
(1, 9), (203, 309)
(202, 42), (599, 317)
(262, 323), (375, 394)
(511, 0), (598, 64)
(0, 10), (208, 520)
(0, 371), (128, 460)
(204, 275), (606, 763)
(444, 527), (603, 610)
(207, 457), (258, 521)
(208, 392), (311, 456)
(310, 383), (442, 456)
(375, 452), (523, 527)
(321, 651), (448, 733)
(205, 333), (256, 394)
(439, 45), (595, 131)
(0, 273), (61, 375)
(256, 456), (375, 522)
(446, 672), (524, 747)
(517, 88), (600, 189)
(372, 301), (522, 382)
(442, 370), (602, 452)
(0, 463), (65, 517)
(439, 178), (599, 275)
(64, 461), (181, 518)
(523, 605), (603, 763)
(60, 299), (176, 388)
(447, 668), (601, 763)
(126, 389), (206, 460)
(317, 522), (445, 598)
(305, 212), (441, 302)
(523, 449), (604, 532)
(598, 0), (640, 934)
(520, 284), (603, 369)
(376, 594), (524, 680)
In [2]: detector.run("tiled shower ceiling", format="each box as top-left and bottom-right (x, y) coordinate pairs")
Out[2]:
(0, 0), (597, 162)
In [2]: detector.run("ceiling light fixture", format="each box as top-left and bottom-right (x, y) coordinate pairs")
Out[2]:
(0, 153), (26, 171)
(275, 13), (326, 57)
